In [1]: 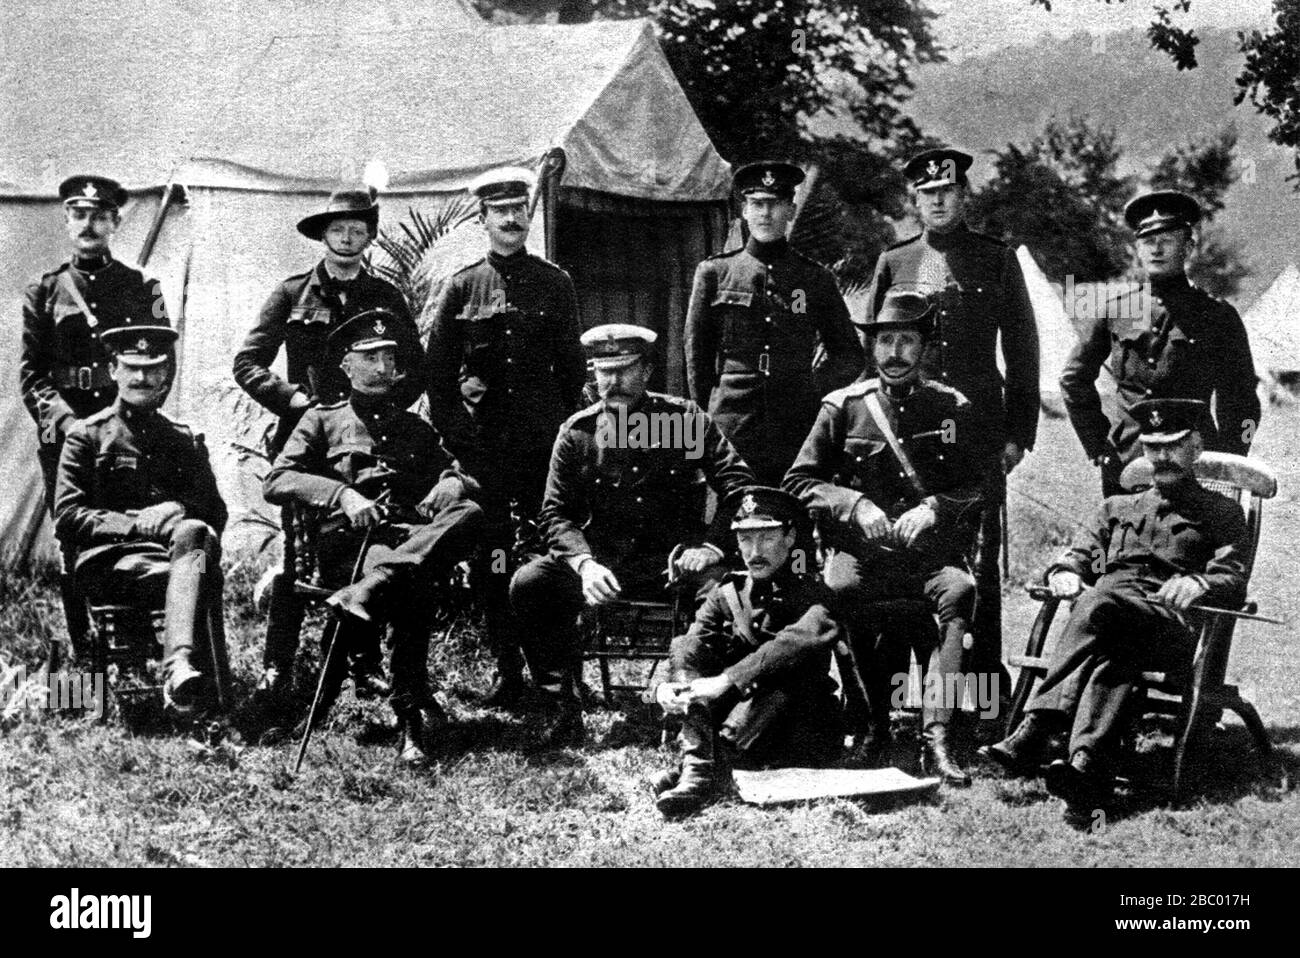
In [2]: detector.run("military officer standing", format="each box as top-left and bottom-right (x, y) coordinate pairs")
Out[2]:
(785, 289), (985, 784)
(510, 324), (756, 748)
(54, 325), (229, 714)
(425, 167), (586, 707)
(263, 310), (485, 763)
(684, 161), (860, 485)
(984, 399), (1249, 820)
(652, 486), (844, 818)
(864, 147), (1040, 704)
(1060, 190), (1260, 497)
(233, 188), (423, 703)
(21, 174), (171, 655)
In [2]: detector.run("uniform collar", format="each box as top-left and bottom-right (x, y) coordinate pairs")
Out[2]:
(881, 378), (920, 400)
(745, 236), (789, 265)
(115, 397), (161, 426)
(349, 391), (398, 418)
(922, 221), (970, 251)
(72, 252), (112, 272)
(311, 260), (370, 290)
(1149, 273), (1191, 299)
(488, 248), (528, 271)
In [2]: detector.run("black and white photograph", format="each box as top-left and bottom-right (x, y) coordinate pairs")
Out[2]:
(1, 0), (1296, 895)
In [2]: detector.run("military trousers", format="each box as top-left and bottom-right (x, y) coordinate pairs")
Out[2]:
(317, 500), (485, 706)
(669, 632), (841, 768)
(824, 548), (976, 730)
(509, 551), (722, 702)
(1026, 581), (1194, 761)
(74, 519), (229, 695)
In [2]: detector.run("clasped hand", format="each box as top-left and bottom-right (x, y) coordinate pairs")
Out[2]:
(856, 499), (935, 548)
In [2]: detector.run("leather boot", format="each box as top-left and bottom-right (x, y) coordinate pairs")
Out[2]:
(396, 702), (430, 765)
(844, 723), (893, 769)
(1046, 748), (1112, 811)
(535, 697), (585, 750)
(325, 570), (392, 623)
(164, 651), (204, 715)
(656, 704), (719, 817)
(348, 638), (391, 699)
(163, 548), (210, 714)
(923, 723), (971, 787)
(979, 712), (1061, 776)
(648, 767), (681, 797)
(59, 571), (92, 662)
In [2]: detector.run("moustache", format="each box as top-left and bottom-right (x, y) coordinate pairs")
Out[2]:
(499, 224), (525, 232)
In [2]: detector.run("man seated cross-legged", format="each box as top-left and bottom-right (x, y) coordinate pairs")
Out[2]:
(983, 398), (1250, 820)
(263, 309), (484, 764)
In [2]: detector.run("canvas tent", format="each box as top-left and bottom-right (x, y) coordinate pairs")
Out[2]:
(1242, 264), (1300, 383)
(0, 0), (732, 565)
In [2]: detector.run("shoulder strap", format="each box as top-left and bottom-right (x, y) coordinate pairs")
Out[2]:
(57, 271), (100, 329)
(864, 391), (930, 500)
(719, 581), (759, 647)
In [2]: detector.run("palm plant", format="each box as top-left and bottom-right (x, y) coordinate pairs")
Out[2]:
(371, 198), (480, 324)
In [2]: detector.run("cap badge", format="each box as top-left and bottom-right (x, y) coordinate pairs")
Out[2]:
(926, 160), (940, 178)
(136, 337), (149, 352)
(82, 183), (99, 199)
(761, 170), (776, 188)
(373, 319), (386, 336)
(741, 493), (757, 516)
(1149, 410), (1162, 427)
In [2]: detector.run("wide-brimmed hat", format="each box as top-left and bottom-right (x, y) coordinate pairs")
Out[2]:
(297, 188), (380, 240)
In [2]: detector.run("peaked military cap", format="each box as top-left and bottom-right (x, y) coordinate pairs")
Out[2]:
(468, 167), (536, 207)
(903, 148), (973, 191)
(101, 325), (178, 367)
(328, 308), (401, 354)
(1124, 190), (1202, 238)
(1130, 397), (1207, 443)
(60, 174), (128, 211)
(733, 161), (805, 200)
(297, 187), (380, 240)
(857, 287), (936, 335)
(581, 323), (657, 370)
(725, 485), (806, 531)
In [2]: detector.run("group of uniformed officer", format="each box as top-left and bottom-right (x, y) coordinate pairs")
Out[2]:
(20, 146), (1261, 818)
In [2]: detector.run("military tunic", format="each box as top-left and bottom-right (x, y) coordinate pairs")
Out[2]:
(670, 568), (843, 763)
(21, 255), (170, 508)
(54, 401), (228, 684)
(1027, 480), (1250, 757)
(1059, 274), (1260, 494)
(509, 392), (757, 697)
(233, 263), (422, 452)
(864, 224), (1040, 453)
(685, 237), (861, 485)
(262, 393), (485, 700)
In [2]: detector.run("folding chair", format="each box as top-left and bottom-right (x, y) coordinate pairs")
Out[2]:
(582, 546), (692, 701)
(1004, 451), (1278, 800)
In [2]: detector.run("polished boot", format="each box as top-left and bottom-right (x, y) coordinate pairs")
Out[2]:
(980, 712), (1062, 776)
(348, 637), (391, 699)
(325, 569), (392, 623)
(648, 767), (681, 797)
(656, 704), (719, 817)
(923, 723), (971, 787)
(59, 571), (92, 662)
(1045, 748), (1112, 811)
(164, 651), (204, 714)
(844, 723), (893, 769)
(162, 546), (210, 714)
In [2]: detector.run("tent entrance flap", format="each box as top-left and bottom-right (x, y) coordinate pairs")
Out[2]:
(555, 187), (728, 396)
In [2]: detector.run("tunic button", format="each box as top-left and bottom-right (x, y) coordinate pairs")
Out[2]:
(507, 358), (513, 364)
(91, 303), (98, 309)
(766, 317), (772, 323)
(632, 466), (639, 473)
(93, 390), (100, 398)
(899, 471), (906, 478)
(636, 496), (643, 503)
(855, 456), (862, 463)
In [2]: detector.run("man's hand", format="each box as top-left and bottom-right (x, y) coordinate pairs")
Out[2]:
(580, 558), (621, 606)
(1154, 574), (1208, 613)
(418, 476), (465, 517)
(685, 673), (732, 707)
(1047, 570), (1084, 599)
(854, 498), (891, 542)
(655, 681), (693, 715)
(1002, 441), (1025, 474)
(892, 501), (936, 548)
(339, 488), (382, 529)
(133, 501), (186, 540)
(674, 546), (720, 577)
(288, 391), (311, 411)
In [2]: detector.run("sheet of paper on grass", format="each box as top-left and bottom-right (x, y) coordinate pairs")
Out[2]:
(732, 767), (941, 806)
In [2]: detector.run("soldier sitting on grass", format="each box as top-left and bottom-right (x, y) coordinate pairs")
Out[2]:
(651, 486), (843, 819)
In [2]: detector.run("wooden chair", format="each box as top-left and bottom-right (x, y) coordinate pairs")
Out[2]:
(1004, 452), (1278, 800)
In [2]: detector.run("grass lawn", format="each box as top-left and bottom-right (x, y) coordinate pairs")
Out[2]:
(2, 405), (1297, 867)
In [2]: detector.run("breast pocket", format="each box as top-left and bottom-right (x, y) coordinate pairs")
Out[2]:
(712, 289), (756, 352)
(840, 437), (886, 488)
(96, 453), (144, 503)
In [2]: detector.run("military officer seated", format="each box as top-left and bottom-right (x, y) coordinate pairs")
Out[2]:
(983, 399), (1250, 820)
(785, 288), (985, 785)
(652, 486), (844, 818)
(54, 325), (229, 716)
(263, 309), (485, 764)
(509, 323), (757, 749)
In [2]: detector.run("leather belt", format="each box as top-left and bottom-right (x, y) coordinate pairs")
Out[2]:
(53, 364), (114, 391)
